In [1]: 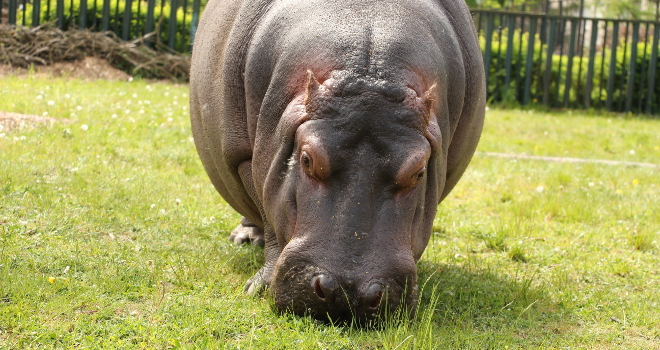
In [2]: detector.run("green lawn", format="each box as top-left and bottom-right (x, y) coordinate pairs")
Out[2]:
(1, 75), (659, 349)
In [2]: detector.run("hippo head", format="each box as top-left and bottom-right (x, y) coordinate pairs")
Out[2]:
(258, 70), (443, 323)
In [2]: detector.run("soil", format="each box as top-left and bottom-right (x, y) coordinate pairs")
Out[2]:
(0, 111), (68, 133)
(0, 56), (131, 81)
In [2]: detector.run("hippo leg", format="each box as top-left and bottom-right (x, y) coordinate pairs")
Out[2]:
(229, 217), (265, 247)
(244, 223), (280, 295)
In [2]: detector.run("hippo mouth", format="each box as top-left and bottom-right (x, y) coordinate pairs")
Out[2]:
(270, 260), (418, 324)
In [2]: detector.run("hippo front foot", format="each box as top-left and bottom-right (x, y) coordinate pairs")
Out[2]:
(229, 217), (264, 247)
(244, 265), (273, 296)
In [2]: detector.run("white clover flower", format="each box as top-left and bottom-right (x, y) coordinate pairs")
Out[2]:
(167, 117), (173, 122)
(182, 93), (188, 98)
(164, 92), (170, 96)
(19, 136), (26, 141)
(173, 101), (178, 105)
(76, 106), (82, 111)
(124, 109), (131, 114)
(175, 198), (181, 205)
(535, 186), (544, 193)
(43, 112), (49, 116)
(111, 114), (118, 119)
(629, 150), (636, 155)
(132, 93), (138, 98)
(47, 100), (55, 106)
(0, 133), (5, 138)
(150, 204), (156, 209)
(64, 94), (71, 99)
(81, 124), (88, 131)
(36, 95), (43, 100)
(128, 77), (134, 82)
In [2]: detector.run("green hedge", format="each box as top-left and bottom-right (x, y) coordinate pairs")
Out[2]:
(482, 28), (660, 112)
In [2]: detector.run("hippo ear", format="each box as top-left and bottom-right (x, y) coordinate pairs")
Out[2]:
(421, 83), (438, 123)
(303, 70), (321, 105)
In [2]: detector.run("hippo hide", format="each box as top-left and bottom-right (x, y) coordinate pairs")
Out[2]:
(190, 0), (485, 323)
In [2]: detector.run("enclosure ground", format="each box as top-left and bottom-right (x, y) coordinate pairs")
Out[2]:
(1, 76), (659, 349)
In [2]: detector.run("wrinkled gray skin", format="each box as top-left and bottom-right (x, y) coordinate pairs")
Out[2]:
(190, 0), (485, 323)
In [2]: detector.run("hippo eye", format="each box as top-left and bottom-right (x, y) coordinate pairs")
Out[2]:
(412, 167), (426, 182)
(301, 151), (312, 169)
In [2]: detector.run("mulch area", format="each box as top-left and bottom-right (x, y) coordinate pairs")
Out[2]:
(0, 23), (190, 81)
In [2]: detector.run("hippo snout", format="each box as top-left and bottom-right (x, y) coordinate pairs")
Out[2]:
(271, 257), (418, 323)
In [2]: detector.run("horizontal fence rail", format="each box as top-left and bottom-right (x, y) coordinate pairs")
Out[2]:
(0, 0), (204, 52)
(473, 9), (660, 115)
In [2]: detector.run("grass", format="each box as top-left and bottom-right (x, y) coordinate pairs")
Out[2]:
(1, 75), (659, 349)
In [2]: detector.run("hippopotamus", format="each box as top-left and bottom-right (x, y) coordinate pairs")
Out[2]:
(189, 0), (485, 322)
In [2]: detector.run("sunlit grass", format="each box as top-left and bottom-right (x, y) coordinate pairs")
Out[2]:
(1, 76), (659, 348)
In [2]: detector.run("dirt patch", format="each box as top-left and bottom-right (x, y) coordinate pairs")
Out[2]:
(0, 111), (68, 133)
(0, 56), (132, 81)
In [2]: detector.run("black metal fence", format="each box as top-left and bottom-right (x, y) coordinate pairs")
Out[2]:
(0, 0), (204, 52)
(3, 2), (660, 115)
(473, 9), (660, 115)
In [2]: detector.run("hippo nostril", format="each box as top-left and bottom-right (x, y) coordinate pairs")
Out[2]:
(369, 290), (383, 309)
(314, 278), (325, 299)
(311, 274), (337, 302)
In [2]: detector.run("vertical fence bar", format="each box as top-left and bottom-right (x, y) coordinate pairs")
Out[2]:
(637, 24), (650, 112)
(494, 15), (504, 102)
(543, 18), (556, 106)
(598, 21), (609, 109)
(101, 0), (110, 31)
(168, 0), (179, 49)
(144, 0), (156, 46)
(584, 19), (599, 108)
(617, 23), (630, 112)
(484, 14), (494, 92)
(554, 19), (566, 107)
(122, 0), (133, 40)
(8, 0), (17, 25)
(575, 19), (587, 108)
(515, 15), (525, 102)
(504, 15), (515, 95)
(190, 0), (201, 48)
(535, 16), (547, 104)
(79, 0), (88, 28)
(606, 21), (619, 111)
(180, 0), (188, 52)
(32, 0), (41, 27)
(46, 0), (51, 22)
(646, 24), (659, 115)
(563, 19), (577, 107)
(134, 0), (141, 39)
(523, 16), (537, 105)
(624, 22), (639, 113)
(55, 0), (64, 29)
(92, 0), (98, 29)
(21, 0), (26, 25)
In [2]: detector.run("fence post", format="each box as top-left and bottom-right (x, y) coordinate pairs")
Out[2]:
(504, 15), (515, 95)
(606, 21), (619, 112)
(122, 0), (133, 40)
(543, 18), (556, 106)
(624, 22), (639, 113)
(523, 16), (537, 105)
(584, 19), (599, 108)
(483, 14), (494, 90)
(646, 24), (659, 115)
(56, 0), (64, 29)
(101, 0), (110, 31)
(78, 0), (87, 28)
(563, 19), (577, 107)
(144, 0), (156, 47)
(8, 0), (17, 25)
(168, 0), (179, 49)
(31, 0), (41, 26)
(190, 0), (201, 49)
